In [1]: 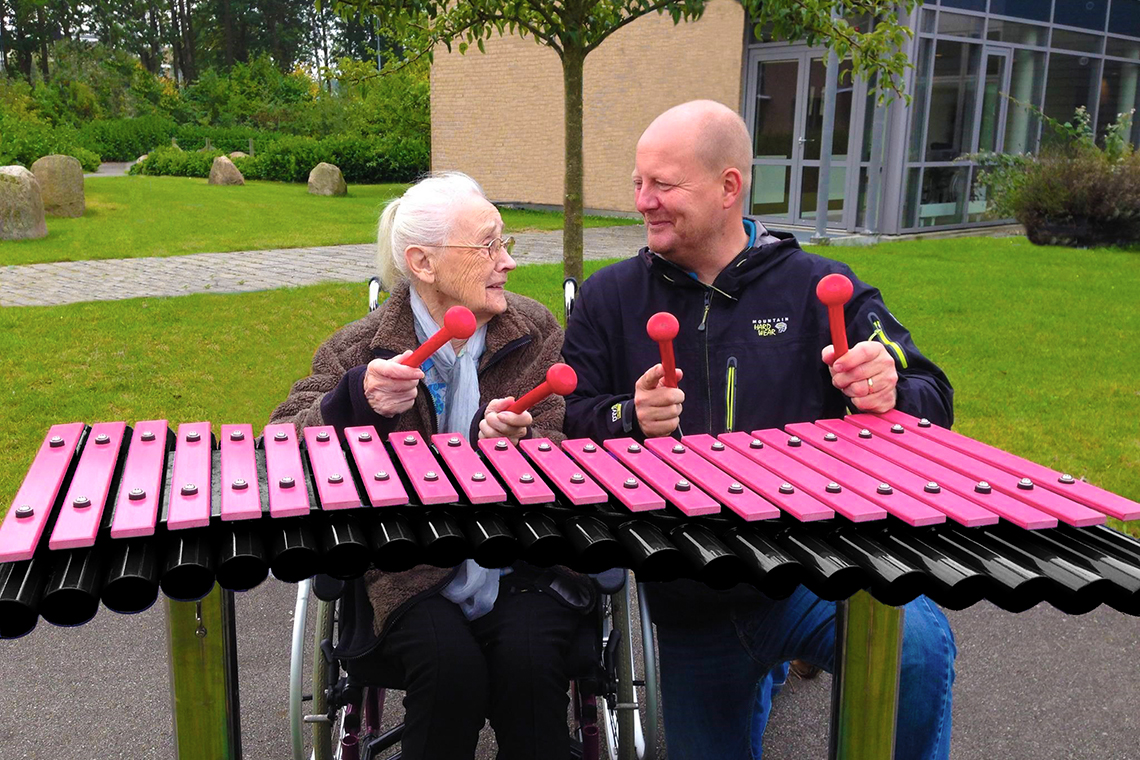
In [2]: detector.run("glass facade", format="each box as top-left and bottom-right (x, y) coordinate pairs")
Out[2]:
(744, 0), (1140, 233)
(901, 0), (1140, 230)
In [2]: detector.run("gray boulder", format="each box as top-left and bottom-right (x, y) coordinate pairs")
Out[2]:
(308, 162), (347, 196)
(0, 166), (48, 240)
(209, 156), (245, 186)
(31, 154), (85, 217)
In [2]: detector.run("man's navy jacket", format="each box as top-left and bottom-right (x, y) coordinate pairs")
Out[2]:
(562, 229), (954, 442)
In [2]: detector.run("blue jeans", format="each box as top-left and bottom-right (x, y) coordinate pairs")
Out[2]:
(645, 581), (956, 760)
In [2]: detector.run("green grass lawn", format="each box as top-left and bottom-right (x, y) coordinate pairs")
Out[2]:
(1, 236), (1137, 536)
(0, 176), (639, 267)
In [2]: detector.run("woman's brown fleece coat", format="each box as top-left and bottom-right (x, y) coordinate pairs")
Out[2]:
(269, 280), (571, 638)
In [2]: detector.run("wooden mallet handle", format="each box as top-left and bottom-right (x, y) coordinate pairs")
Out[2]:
(816, 273), (854, 359)
(647, 312), (680, 388)
(508, 364), (578, 414)
(401, 306), (477, 368)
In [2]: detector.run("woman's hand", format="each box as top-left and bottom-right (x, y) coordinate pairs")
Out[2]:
(362, 350), (424, 418)
(478, 397), (533, 443)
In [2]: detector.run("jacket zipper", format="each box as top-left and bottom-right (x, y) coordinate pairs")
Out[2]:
(698, 289), (713, 433)
(869, 317), (908, 369)
(725, 356), (737, 432)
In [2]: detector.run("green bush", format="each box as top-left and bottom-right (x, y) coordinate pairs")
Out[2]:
(130, 146), (225, 178)
(132, 133), (428, 184)
(971, 106), (1140, 248)
(0, 112), (101, 172)
(79, 115), (178, 161)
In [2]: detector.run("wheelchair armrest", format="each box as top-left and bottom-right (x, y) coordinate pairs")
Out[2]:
(590, 568), (626, 595)
(313, 574), (346, 602)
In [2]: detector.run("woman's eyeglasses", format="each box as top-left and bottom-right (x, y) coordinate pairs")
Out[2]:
(427, 236), (516, 259)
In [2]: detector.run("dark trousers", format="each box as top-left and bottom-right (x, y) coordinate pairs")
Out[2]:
(346, 589), (583, 760)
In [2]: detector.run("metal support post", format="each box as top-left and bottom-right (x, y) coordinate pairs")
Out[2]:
(167, 585), (242, 760)
(812, 12), (842, 245)
(829, 591), (905, 760)
(863, 98), (887, 235)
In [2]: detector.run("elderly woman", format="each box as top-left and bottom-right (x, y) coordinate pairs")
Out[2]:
(270, 172), (593, 760)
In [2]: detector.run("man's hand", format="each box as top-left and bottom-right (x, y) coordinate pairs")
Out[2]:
(479, 398), (533, 443)
(822, 341), (898, 413)
(362, 350), (424, 417)
(634, 364), (685, 438)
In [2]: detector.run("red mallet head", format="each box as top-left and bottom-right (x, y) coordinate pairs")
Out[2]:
(647, 312), (680, 343)
(508, 363), (578, 414)
(816, 273), (854, 360)
(646, 312), (680, 388)
(443, 305), (478, 340)
(545, 363), (578, 396)
(402, 305), (478, 367)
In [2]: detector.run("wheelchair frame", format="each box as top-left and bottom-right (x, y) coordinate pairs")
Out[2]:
(286, 277), (661, 760)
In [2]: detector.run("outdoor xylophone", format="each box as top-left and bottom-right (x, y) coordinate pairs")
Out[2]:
(5, 281), (1140, 643)
(3, 404), (1140, 640)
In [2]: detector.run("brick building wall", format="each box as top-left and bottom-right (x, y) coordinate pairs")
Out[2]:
(430, 0), (746, 213)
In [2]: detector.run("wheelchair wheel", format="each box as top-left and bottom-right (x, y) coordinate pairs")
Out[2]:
(312, 597), (336, 760)
(599, 577), (647, 760)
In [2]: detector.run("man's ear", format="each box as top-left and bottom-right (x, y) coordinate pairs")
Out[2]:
(722, 167), (745, 210)
(405, 245), (435, 283)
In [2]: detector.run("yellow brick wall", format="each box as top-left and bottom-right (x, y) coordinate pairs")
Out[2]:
(430, 0), (746, 213)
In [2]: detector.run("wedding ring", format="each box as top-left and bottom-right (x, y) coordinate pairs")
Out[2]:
(867, 376), (875, 391)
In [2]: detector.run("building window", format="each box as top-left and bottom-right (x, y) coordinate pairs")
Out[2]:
(1109, 0), (1140, 37)
(941, 0), (986, 12)
(986, 19), (1048, 46)
(1097, 59), (1140, 142)
(1004, 48), (1047, 153)
(924, 40), (983, 162)
(1053, 0), (1109, 31)
(1043, 53), (1101, 134)
(989, 0), (1050, 22)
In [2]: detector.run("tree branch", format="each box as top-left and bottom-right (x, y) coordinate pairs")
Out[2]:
(584, 0), (675, 54)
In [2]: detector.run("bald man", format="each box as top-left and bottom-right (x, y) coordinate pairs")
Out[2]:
(562, 101), (957, 759)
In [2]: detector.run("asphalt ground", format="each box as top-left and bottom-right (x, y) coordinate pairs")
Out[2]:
(1, 581), (1138, 760)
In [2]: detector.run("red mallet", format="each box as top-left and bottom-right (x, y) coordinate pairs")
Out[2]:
(816, 273), (854, 359)
(401, 306), (478, 368)
(508, 363), (578, 414)
(647, 312), (680, 388)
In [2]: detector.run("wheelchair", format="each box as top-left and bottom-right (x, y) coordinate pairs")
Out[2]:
(286, 277), (661, 760)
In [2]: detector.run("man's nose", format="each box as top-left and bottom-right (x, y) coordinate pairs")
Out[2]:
(635, 186), (658, 213)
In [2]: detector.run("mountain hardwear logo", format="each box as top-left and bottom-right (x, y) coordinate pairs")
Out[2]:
(753, 317), (789, 337)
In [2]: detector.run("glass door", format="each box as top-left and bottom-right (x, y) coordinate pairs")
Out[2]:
(968, 48), (1013, 222)
(744, 52), (802, 221)
(745, 49), (861, 228)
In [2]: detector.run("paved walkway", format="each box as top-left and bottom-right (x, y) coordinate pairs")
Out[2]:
(0, 225), (646, 307)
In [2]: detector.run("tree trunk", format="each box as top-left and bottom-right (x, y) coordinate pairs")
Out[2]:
(169, 0), (183, 82)
(221, 0), (234, 67)
(179, 0), (196, 80)
(36, 5), (48, 80)
(561, 42), (586, 284)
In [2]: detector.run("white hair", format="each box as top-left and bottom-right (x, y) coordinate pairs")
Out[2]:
(375, 171), (487, 289)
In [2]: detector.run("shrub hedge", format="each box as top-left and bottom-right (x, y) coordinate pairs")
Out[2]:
(133, 133), (428, 184)
(131, 132), (428, 184)
(0, 113), (101, 172)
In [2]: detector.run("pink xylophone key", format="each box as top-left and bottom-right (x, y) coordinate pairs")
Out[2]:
(852, 414), (1104, 527)
(263, 424), (313, 517)
(432, 434), (508, 505)
(845, 415), (1058, 530)
(110, 421), (170, 539)
(758, 426), (945, 527)
(880, 409), (1140, 522)
(604, 438), (720, 516)
(718, 432), (888, 522)
(681, 434), (833, 521)
(643, 438), (779, 521)
(480, 437), (556, 505)
(167, 422), (213, 530)
(344, 426), (408, 507)
(49, 421), (128, 550)
(0, 422), (86, 562)
(813, 420), (1000, 528)
(305, 426), (364, 511)
(389, 431), (459, 506)
(563, 439), (665, 512)
(220, 424), (262, 520)
(519, 439), (608, 506)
